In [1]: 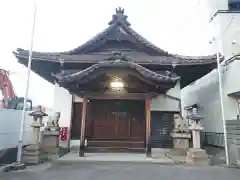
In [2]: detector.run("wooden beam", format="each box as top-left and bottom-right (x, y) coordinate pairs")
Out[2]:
(145, 95), (151, 157)
(79, 95), (87, 157)
(86, 92), (146, 100)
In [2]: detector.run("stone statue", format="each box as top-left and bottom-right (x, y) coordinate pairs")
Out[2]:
(46, 112), (61, 131)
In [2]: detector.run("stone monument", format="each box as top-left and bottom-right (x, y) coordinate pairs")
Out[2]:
(186, 108), (209, 165)
(23, 106), (48, 165)
(42, 112), (61, 160)
(171, 114), (191, 149)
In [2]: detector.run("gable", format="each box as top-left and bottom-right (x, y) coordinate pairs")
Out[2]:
(67, 7), (169, 56)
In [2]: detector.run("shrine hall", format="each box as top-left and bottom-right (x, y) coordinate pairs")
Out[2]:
(14, 8), (218, 156)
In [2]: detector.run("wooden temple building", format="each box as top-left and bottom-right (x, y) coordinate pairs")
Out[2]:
(14, 8), (218, 156)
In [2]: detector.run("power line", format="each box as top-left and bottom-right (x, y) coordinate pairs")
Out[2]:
(221, 15), (235, 38)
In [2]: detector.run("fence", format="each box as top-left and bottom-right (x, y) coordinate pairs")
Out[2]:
(203, 132), (225, 148)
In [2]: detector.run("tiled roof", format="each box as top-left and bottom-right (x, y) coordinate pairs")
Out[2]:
(53, 60), (180, 85)
(13, 7), (219, 66)
(14, 48), (218, 65)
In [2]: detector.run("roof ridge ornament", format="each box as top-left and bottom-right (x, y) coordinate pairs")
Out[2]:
(106, 51), (132, 61)
(116, 7), (124, 15)
(108, 7), (131, 26)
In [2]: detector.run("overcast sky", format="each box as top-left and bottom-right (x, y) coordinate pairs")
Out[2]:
(0, 0), (213, 107)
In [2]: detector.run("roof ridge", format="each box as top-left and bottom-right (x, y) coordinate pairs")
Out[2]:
(64, 24), (116, 55)
(123, 26), (169, 55)
(169, 53), (218, 60)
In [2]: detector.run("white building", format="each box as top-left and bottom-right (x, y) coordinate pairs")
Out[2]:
(182, 0), (240, 147)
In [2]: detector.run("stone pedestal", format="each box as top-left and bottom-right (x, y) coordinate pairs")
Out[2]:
(42, 112), (61, 160)
(186, 148), (210, 165)
(171, 132), (191, 149)
(22, 143), (43, 165)
(171, 114), (191, 149)
(42, 130), (60, 160)
(23, 123), (44, 165)
(188, 123), (204, 149)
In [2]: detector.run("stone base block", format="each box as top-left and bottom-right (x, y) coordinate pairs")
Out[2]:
(171, 132), (191, 149)
(23, 150), (41, 156)
(22, 155), (43, 165)
(43, 146), (59, 154)
(21, 133), (60, 165)
(24, 144), (41, 151)
(43, 131), (60, 136)
(186, 148), (210, 165)
(173, 139), (190, 149)
(22, 144), (44, 165)
(42, 133), (59, 159)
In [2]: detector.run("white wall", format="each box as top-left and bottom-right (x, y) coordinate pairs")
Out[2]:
(181, 70), (224, 133)
(166, 81), (181, 99)
(181, 60), (240, 134)
(0, 109), (33, 150)
(151, 82), (180, 112)
(210, 13), (240, 59)
(0, 83), (74, 151)
(151, 95), (179, 112)
(52, 83), (73, 148)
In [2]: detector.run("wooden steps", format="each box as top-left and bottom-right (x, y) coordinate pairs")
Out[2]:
(85, 147), (145, 153)
(87, 140), (144, 148)
(81, 140), (145, 153)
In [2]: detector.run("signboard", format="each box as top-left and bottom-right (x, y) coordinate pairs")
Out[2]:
(60, 127), (68, 141)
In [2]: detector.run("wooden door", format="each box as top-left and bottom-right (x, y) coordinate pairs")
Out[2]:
(92, 100), (117, 139)
(129, 101), (145, 141)
(115, 100), (131, 139)
(91, 100), (145, 141)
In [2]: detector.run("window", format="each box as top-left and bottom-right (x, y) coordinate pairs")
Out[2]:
(229, 0), (240, 10)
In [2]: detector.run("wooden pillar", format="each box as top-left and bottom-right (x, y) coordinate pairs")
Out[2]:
(145, 95), (151, 157)
(79, 95), (87, 157)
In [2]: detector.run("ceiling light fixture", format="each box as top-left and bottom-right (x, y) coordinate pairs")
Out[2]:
(110, 81), (124, 88)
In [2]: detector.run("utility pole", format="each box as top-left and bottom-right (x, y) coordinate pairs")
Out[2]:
(210, 37), (230, 165)
(16, 4), (37, 164)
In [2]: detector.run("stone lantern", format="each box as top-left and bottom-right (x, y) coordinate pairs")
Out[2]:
(187, 108), (204, 149)
(23, 106), (48, 165)
(186, 108), (209, 165)
(28, 105), (48, 143)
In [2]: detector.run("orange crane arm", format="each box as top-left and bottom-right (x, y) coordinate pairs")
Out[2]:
(0, 69), (16, 106)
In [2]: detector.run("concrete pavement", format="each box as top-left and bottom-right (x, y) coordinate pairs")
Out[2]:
(1, 162), (240, 180)
(55, 152), (175, 164)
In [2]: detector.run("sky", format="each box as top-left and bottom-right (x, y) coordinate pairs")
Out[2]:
(0, 0), (214, 108)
